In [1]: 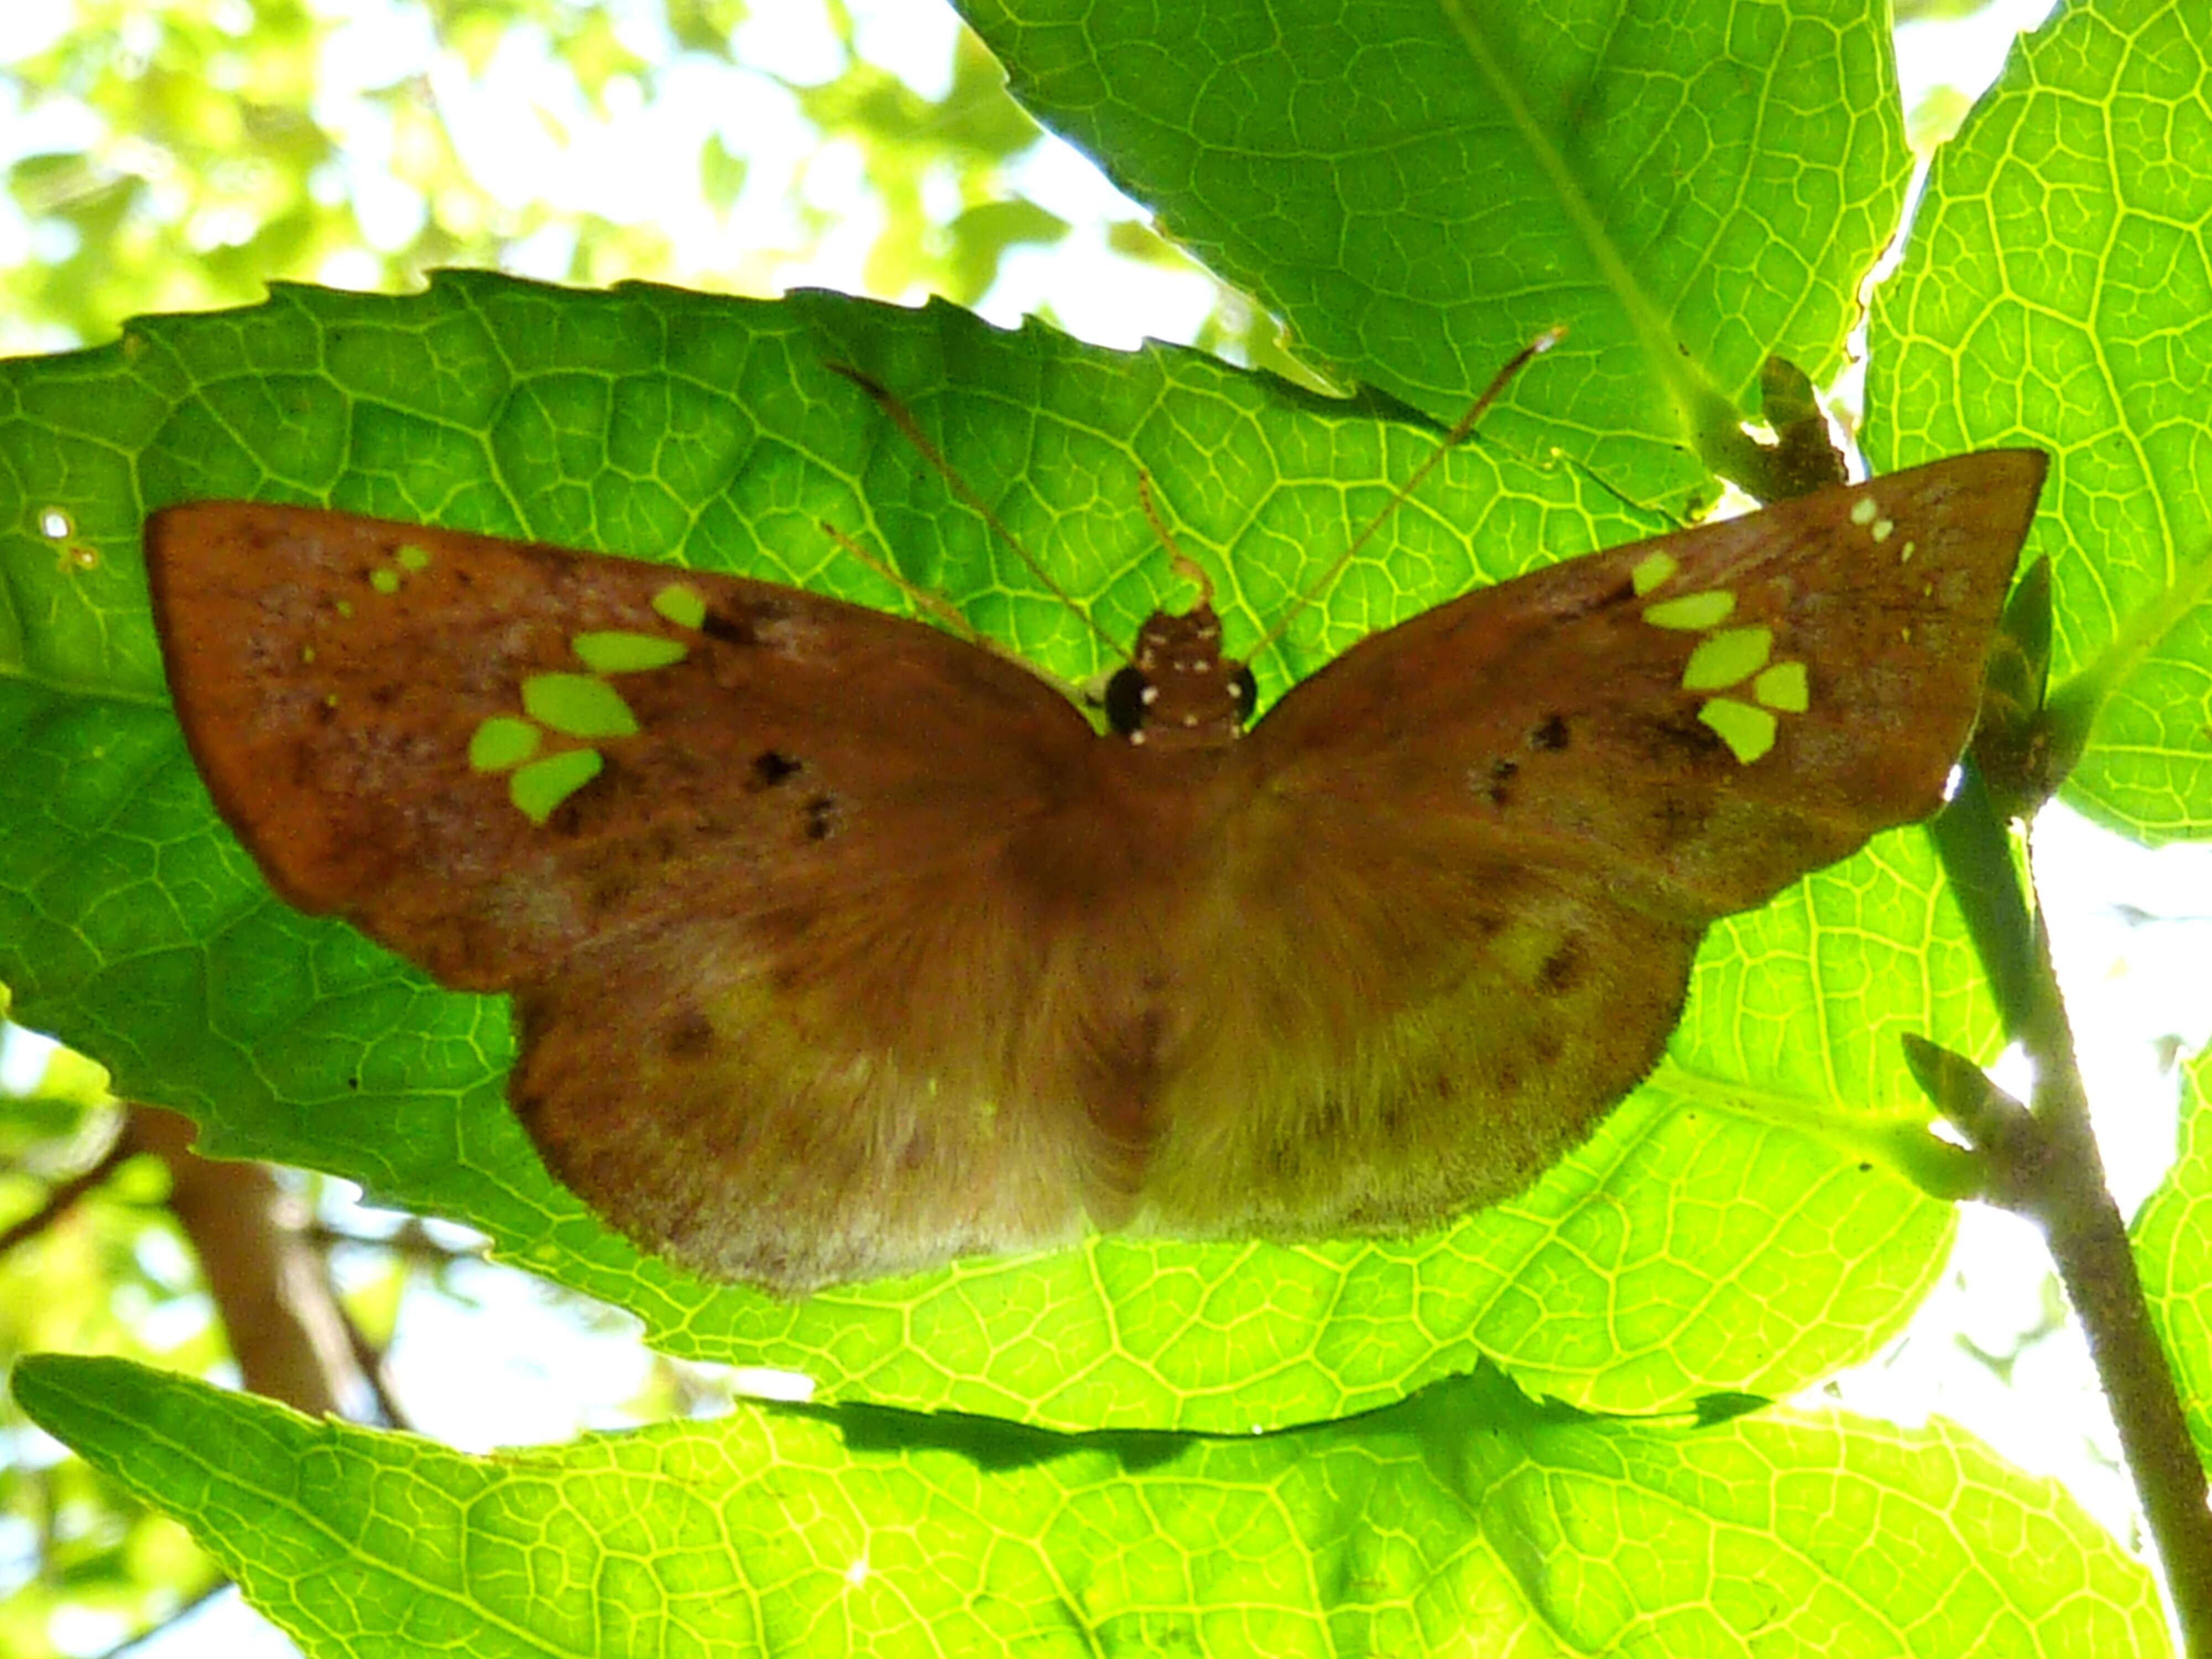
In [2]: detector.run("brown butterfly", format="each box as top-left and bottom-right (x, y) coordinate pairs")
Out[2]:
(144, 420), (2047, 1295)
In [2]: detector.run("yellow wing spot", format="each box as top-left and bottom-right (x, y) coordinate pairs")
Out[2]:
(335, 599), (354, 619)
(468, 716), (541, 773)
(1699, 698), (1778, 764)
(510, 749), (604, 823)
(522, 672), (640, 739)
(1631, 552), (1679, 596)
(1850, 496), (1879, 527)
(1871, 518), (1895, 542)
(324, 691), (340, 709)
(369, 567), (400, 596)
(1900, 540), (1917, 564)
(1644, 590), (1736, 630)
(653, 583), (708, 630)
(1681, 627), (1773, 692)
(395, 543), (431, 571)
(1754, 661), (1809, 712)
(300, 645), (316, 665)
(573, 631), (689, 672)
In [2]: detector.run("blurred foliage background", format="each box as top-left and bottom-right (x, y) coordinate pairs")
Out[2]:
(3, 1), (2183, 1656)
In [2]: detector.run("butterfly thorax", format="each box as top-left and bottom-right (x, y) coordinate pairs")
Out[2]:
(1101, 603), (1258, 753)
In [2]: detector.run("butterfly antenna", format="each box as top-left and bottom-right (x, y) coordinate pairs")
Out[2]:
(1136, 471), (1216, 611)
(1248, 325), (1566, 664)
(818, 518), (1091, 702)
(827, 364), (1121, 656)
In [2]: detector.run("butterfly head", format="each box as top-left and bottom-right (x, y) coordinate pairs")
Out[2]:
(1103, 603), (1258, 750)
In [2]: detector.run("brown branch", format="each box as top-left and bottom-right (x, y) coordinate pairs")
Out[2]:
(1913, 922), (2212, 1652)
(0, 1133), (135, 1255)
(2011, 920), (2212, 1651)
(126, 1106), (366, 1419)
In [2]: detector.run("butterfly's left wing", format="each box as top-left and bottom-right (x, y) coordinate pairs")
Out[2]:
(1128, 451), (2046, 1244)
(147, 502), (1116, 1290)
(1249, 450), (2047, 918)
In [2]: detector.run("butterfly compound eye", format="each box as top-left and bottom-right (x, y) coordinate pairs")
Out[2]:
(1104, 664), (1151, 735)
(1229, 662), (1259, 724)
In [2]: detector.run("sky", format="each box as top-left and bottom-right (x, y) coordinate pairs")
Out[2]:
(7, 0), (2212, 1653)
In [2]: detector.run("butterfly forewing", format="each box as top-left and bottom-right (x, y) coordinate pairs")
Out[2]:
(1251, 450), (2049, 916)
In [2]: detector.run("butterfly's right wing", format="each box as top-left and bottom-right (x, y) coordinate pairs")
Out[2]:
(1129, 452), (2046, 1243)
(148, 502), (1113, 1290)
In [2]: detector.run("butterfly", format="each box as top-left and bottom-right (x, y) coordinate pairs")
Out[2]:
(144, 404), (2047, 1295)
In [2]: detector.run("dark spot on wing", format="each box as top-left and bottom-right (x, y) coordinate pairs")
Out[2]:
(1477, 758), (1519, 808)
(1538, 938), (1583, 994)
(1534, 1030), (1563, 1066)
(1655, 789), (1713, 848)
(701, 610), (757, 646)
(1650, 708), (1728, 765)
(663, 1009), (714, 1060)
(750, 749), (803, 789)
(1528, 714), (1569, 752)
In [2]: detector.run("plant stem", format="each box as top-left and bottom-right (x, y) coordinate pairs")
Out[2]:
(1931, 781), (2212, 1653)
(2016, 920), (2212, 1652)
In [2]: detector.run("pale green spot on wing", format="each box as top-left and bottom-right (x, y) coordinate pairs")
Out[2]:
(653, 583), (708, 630)
(1871, 518), (1895, 543)
(1644, 590), (1735, 630)
(1631, 552), (1679, 596)
(1681, 627), (1773, 692)
(335, 599), (354, 618)
(300, 645), (316, 665)
(1850, 495), (1879, 526)
(523, 673), (640, 738)
(368, 568), (400, 595)
(1698, 698), (1778, 764)
(395, 543), (431, 571)
(574, 631), (689, 672)
(1755, 661), (1810, 713)
(510, 749), (604, 823)
(469, 716), (541, 773)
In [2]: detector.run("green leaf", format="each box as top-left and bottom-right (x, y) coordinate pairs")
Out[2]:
(1866, 0), (2212, 843)
(0, 274), (1988, 1428)
(961, 0), (1912, 508)
(13, 1353), (2169, 1657)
